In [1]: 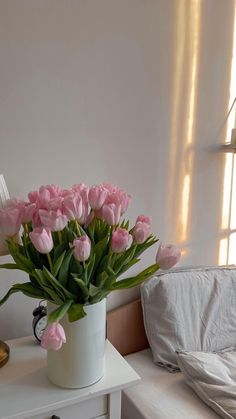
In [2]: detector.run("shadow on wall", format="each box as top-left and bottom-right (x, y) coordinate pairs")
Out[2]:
(166, 0), (236, 266)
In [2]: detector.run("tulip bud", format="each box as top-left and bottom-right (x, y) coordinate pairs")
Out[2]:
(41, 322), (66, 351)
(133, 221), (151, 244)
(39, 209), (68, 232)
(156, 243), (181, 270)
(73, 235), (91, 262)
(88, 186), (107, 210)
(29, 227), (54, 254)
(98, 203), (121, 226)
(136, 215), (152, 226)
(111, 228), (133, 253)
(63, 193), (83, 221)
(0, 207), (22, 237)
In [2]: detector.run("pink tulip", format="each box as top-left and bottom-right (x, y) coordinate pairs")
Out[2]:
(21, 203), (36, 223)
(73, 235), (91, 262)
(98, 203), (121, 226)
(156, 243), (181, 270)
(29, 227), (53, 254)
(136, 215), (152, 226)
(39, 209), (68, 232)
(28, 190), (39, 204)
(47, 197), (64, 211)
(39, 184), (62, 199)
(88, 186), (107, 210)
(63, 193), (83, 221)
(0, 207), (22, 236)
(41, 322), (66, 351)
(72, 183), (89, 198)
(111, 228), (133, 253)
(133, 222), (151, 244)
(102, 183), (131, 215)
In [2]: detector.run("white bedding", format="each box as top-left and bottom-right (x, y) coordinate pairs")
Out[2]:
(122, 349), (220, 419)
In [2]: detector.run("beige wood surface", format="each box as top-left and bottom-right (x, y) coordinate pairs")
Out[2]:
(107, 299), (149, 356)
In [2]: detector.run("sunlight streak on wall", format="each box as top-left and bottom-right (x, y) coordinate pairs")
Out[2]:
(221, 153), (234, 230)
(219, 238), (228, 265)
(177, 0), (202, 242)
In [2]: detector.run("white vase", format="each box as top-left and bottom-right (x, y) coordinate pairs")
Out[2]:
(46, 299), (106, 388)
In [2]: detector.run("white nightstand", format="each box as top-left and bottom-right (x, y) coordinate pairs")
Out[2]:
(0, 336), (140, 419)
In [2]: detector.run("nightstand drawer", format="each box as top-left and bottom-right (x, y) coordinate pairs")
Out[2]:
(31, 395), (107, 419)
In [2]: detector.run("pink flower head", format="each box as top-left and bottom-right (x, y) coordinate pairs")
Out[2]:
(63, 193), (83, 221)
(29, 185), (62, 208)
(21, 203), (36, 223)
(111, 228), (133, 253)
(39, 184), (62, 199)
(39, 209), (68, 232)
(29, 227), (53, 254)
(98, 203), (121, 226)
(46, 197), (64, 211)
(0, 207), (22, 236)
(136, 215), (152, 226)
(72, 235), (91, 262)
(41, 322), (66, 351)
(102, 183), (131, 215)
(28, 190), (39, 204)
(133, 221), (151, 244)
(88, 185), (107, 210)
(156, 243), (181, 270)
(72, 183), (89, 198)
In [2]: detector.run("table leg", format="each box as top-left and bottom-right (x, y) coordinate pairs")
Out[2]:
(108, 390), (121, 419)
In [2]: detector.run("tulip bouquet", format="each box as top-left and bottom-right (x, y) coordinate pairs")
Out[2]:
(0, 183), (180, 347)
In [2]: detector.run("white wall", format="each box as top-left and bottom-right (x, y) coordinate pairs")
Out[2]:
(0, 0), (235, 340)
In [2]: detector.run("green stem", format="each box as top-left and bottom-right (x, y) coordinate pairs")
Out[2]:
(47, 253), (53, 272)
(58, 231), (62, 244)
(75, 220), (81, 237)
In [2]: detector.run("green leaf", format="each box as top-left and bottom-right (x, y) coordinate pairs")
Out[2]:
(52, 251), (66, 277)
(111, 263), (159, 290)
(86, 253), (96, 283)
(114, 258), (140, 277)
(93, 235), (110, 272)
(48, 300), (73, 323)
(53, 242), (67, 264)
(33, 270), (63, 304)
(71, 274), (89, 301)
(0, 263), (20, 270)
(43, 267), (75, 301)
(68, 303), (86, 322)
(0, 283), (47, 306)
(113, 245), (137, 275)
(58, 249), (73, 287)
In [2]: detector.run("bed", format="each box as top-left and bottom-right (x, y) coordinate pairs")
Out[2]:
(107, 267), (236, 419)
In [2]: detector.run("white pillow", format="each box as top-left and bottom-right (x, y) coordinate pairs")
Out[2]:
(176, 347), (236, 419)
(141, 267), (236, 371)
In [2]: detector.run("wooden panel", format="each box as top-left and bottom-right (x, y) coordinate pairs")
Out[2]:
(107, 299), (149, 356)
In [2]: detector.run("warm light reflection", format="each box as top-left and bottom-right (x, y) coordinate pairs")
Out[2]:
(219, 1), (236, 265)
(219, 238), (228, 266)
(178, 1), (201, 242)
(221, 153), (234, 229)
(180, 175), (190, 240)
(229, 232), (236, 264)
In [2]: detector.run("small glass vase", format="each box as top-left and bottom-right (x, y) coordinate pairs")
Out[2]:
(46, 299), (106, 388)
